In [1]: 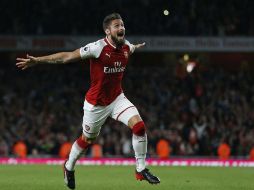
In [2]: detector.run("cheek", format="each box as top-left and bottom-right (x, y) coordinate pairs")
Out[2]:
(111, 31), (118, 37)
(110, 27), (119, 34)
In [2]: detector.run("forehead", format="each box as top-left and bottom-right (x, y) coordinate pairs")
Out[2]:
(110, 19), (124, 26)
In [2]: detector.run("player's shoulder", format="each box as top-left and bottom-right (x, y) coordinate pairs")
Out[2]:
(124, 39), (131, 47)
(93, 39), (107, 48)
(124, 39), (135, 53)
(80, 38), (107, 59)
(88, 38), (107, 52)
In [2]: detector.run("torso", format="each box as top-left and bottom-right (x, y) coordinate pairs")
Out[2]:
(85, 38), (131, 106)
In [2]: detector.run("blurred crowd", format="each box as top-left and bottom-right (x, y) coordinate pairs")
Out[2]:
(1, 0), (254, 36)
(1, 58), (254, 159)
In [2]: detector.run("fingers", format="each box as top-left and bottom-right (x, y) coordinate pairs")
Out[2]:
(16, 58), (28, 67)
(135, 42), (146, 49)
(22, 66), (28, 70)
(16, 62), (25, 66)
(140, 42), (146, 46)
(16, 54), (35, 62)
(16, 62), (24, 67)
(16, 62), (27, 69)
(16, 57), (29, 70)
(27, 54), (35, 59)
(16, 55), (32, 70)
(16, 58), (29, 62)
(16, 64), (28, 70)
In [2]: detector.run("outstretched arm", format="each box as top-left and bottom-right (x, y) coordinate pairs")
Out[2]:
(16, 49), (81, 70)
(134, 42), (146, 50)
(130, 42), (145, 54)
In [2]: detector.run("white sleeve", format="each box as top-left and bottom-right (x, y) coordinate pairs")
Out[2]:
(125, 40), (135, 54)
(79, 41), (104, 59)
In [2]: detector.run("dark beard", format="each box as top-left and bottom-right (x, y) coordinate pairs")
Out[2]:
(111, 35), (125, 47)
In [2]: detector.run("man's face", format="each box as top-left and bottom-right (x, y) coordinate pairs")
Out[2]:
(107, 19), (125, 46)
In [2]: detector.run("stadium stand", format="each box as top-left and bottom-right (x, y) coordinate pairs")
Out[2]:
(0, 0), (253, 36)
(1, 59), (254, 158)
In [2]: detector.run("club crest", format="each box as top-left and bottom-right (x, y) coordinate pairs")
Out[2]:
(85, 125), (90, 131)
(124, 51), (128, 59)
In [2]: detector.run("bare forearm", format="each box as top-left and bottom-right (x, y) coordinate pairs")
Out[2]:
(36, 52), (73, 64)
(16, 49), (81, 70)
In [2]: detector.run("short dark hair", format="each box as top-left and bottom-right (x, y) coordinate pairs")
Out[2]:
(103, 13), (122, 31)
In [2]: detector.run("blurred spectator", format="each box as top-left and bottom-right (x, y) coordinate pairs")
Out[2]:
(0, 138), (9, 157)
(59, 142), (72, 159)
(217, 142), (231, 160)
(121, 135), (132, 157)
(91, 144), (103, 159)
(156, 139), (171, 159)
(249, 146), (254, 161)
(13, 141), (27, 158)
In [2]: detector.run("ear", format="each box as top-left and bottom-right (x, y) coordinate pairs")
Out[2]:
(105, 29), (110, 35)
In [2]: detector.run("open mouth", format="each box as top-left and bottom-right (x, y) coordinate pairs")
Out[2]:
(117, 32), (125, 37)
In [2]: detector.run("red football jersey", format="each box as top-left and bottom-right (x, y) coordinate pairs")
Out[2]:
(80, 38), (134, 106)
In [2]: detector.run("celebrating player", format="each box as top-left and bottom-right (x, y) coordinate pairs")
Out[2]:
(16, 13), (160, 189)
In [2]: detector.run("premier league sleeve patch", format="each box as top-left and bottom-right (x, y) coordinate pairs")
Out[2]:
(80, 45), (92, 59)
(83, 46), (89, 52)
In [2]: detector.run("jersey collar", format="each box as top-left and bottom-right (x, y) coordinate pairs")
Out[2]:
(105, 36), (116, 49)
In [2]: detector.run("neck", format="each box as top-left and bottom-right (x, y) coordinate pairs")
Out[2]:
(106, 36), (117, 48)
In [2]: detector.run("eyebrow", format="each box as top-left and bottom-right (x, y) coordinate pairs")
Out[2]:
(113, 22), (124, 26)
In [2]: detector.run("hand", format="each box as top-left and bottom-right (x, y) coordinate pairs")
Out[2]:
(16, 54), (38, 70)
(134, 42), (146, 50)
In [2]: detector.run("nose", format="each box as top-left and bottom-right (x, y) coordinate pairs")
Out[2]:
(120, 25), (125, 31)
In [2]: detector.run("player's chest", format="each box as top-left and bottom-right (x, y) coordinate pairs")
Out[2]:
(99, 50), (129, 67)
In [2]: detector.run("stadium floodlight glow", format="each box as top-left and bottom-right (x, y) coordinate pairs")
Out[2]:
(163, 9), (169, 16)
(186, 61), (196, 73)
(183, 54), (189, 61)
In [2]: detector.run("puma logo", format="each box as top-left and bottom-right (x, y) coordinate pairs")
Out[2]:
(105, 53), (110, 58)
